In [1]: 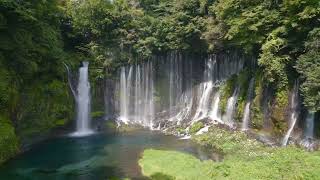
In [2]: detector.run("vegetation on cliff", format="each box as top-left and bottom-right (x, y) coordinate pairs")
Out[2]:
(0, 0), (319, 165)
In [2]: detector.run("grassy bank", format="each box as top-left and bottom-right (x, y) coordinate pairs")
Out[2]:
(139, 127), (320, 180)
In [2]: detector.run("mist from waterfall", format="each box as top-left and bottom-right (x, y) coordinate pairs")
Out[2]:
(241, 78), (255, 131)
(72, 62), (93, 137)
(282, 81), (299, 146)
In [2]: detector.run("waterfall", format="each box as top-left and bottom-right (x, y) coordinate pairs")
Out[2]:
(192, 57), (215, 122)
(118, 61), (155, 128)
(115, 52), (245, 129)
(223, 87), (239, 127)
(282, 81), (299, 146)
(209, 91), (222, 123)
(168, 53), (183, 116)
(241, 78), (255, 131)
(304, 112), (315, 138)
(72, 62), (93, 137)
(119, 67), (129, 123)
(169, 89), (194, 125)
(300, 111), (315, 150)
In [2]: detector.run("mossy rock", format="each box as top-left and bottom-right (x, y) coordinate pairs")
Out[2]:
(91, 111), (105, 119)
(219, 76), (237, 114)
(270, 88), (289, 136)
(189, 122), (204, 134)
(251, 73), (265, 129)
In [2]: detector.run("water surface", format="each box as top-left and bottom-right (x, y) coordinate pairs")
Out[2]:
(0, 130), (214, 180)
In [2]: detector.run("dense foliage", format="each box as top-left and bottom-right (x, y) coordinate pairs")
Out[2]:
(0, 0), (76, 151)
(65, 0), (320, 112)
(0, 0), (319, 164)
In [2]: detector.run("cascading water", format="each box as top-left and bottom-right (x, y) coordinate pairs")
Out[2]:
(72, 62), (93, 137)
(118, 61), (155, 128)
(241, 78), (255, 131)
(300, 111), (316, 150)
(192, 57), (215, 122)
(304, 112), (315, 138)
(209, 91), (222, 123)
(223, 87), (239, 127)
(282, 81), (299, 146)
(115, 52), (244, 129)
(119, 67), (129, 123)
(168, 53), (183, 117)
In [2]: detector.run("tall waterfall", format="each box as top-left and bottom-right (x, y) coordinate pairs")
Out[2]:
(168, 54), (183, 116)
(304, 112), (315, 138)
(241, 78), (255, 131)
(119, 67), (129, 123)
(223, 87), (240, 127)
(282, 81), (299, 146)
(118, 61), (155, 128)
(72, 62), (93, 137)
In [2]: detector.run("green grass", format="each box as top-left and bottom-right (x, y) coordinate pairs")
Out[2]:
(139, 149), (214, 180)
(139, 127), (320, 180)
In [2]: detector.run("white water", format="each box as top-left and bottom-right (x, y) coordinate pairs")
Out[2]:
(72, 62), (93, 137)
(195, 126), (210, 135)
(223, 87), (239, 126)
(119, 67), (129, 123)
(304, 112), (315, 138)
(241, 78), (255, 131)
(192, 57), (215, 122)
(209, 92), (222, 123)
(116, 53), (244, 129)
(118, 61), (155, 128)
(169, 89), (194, 125)
(282, 81), (299, 146)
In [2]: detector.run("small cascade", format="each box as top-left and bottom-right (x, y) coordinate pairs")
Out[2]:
(72, 62), (93, 137)
(282, 81), (299, 146)
(192, 57), (215, 122)
(209, 92), (222, 123)
(223, 87), (240, 127)
(241, 78), (255, 131)
(170, 89), (194, 125)
(304, 112), (315, 138)
(300, 111), (315, 150)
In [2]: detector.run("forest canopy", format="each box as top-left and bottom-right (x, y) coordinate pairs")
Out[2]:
(65, 0), (320, 111)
